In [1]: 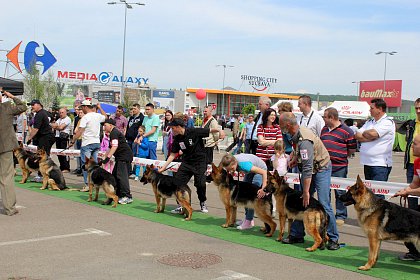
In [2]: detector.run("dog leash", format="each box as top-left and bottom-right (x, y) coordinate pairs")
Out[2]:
(161, 163), (177, 173)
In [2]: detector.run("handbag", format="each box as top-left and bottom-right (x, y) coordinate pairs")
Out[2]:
(59, 132), (69, 139)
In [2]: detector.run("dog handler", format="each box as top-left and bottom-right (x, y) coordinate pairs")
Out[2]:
(158, 118), (225, 213)
(0, 88), (27, 216)
(101, 118), (134, 205)
(220, 153), (268, 230)
(394, 134), (420, 261)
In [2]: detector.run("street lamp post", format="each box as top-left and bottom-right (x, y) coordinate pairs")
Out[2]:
(108, 1), (145, 104)
(352, 81), (360, 101)
(216, 64), (234, 116)
(375, 51), (397, 95)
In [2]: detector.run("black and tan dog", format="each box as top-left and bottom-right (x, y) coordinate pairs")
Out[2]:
(210, 163), (277, 237)
(84, 157), (118, 208)
(13, 144), (40, 183)
(265, 170), (328, 251)
(340, 175), (420, 270)
(36, 148), (67, 190)
(140, 164), (193, 220)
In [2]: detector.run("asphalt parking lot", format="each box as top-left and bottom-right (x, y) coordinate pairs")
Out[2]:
(0, 139), (416, 280)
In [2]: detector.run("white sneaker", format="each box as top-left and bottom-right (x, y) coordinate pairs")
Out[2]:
(171, 206), (183, 214)
(32, 176), (43, 183)
(134, 176), (139, 181)
(200, 202), (209, 213)
(129, 174), (136, 179)
(118, 197), (130, 204)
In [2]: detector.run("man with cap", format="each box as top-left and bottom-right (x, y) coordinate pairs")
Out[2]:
(158, 118), (225, 213)
(101, 118), (134, 204)
(0, 88), (27, 215)
(70, 100), (107, 191)
(26, 99), (55, 156)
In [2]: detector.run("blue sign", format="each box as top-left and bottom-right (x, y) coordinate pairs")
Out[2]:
(153, 90), (175, 98)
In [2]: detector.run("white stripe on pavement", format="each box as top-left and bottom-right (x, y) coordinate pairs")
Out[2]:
(0, 228), (111, 246)
(213, 270), (262, 280)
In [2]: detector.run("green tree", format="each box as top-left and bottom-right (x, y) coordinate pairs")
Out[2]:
(23, 64), (44, 102)
(242, 104), (256, 116)
(43, 70), (58, 109)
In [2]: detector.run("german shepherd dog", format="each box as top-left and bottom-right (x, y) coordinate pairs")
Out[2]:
(265, 170), (329, 251)
(210, 163), (277, 237)
(340, 175), (420, 270)
(36, 148), (67, 190)
(13, 144), (40, 183)
(84, 157), (119, 208)
(140, 164), (193, 221)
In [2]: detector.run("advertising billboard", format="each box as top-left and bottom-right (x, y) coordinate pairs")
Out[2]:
(359, 80), (402, 107)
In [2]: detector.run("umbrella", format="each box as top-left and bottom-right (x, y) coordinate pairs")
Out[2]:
(0, 77), (24, 95)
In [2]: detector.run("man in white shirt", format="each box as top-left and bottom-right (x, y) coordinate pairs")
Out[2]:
(355, 98), (395, 198)
(70, 100), (107, 191)
(51, 108), (72, 172)
(297, 95), (325, 137)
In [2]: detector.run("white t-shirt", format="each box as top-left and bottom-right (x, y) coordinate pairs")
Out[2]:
(298, 109), (325, 137)
(55, 116), (71, 137)
(359, 114), (395, 167)
(79, 112), (106, 146)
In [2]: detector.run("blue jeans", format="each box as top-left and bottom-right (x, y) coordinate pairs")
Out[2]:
(148, 141), (157, 160)
(81, 143), (101, 184)
(364, 165), (392, 199)
(333, 167), (348, 221)
(406, 163), (419, 210)
(243, 172), (263, 221)
(233, 138), (244, 155)
(290, 163), (339, 242)
(162, 136), (169, 159)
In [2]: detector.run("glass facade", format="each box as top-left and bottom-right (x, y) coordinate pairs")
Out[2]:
(216, 94), (282, 116)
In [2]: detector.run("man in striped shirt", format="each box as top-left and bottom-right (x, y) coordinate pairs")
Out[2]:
(321, 108), (357, 226)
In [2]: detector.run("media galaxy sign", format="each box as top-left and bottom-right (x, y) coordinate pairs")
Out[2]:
(57, 70), (149, 86)
(241, 75), (277, 92)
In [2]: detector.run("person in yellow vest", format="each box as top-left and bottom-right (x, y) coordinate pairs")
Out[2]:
(279, 112), (340, 250)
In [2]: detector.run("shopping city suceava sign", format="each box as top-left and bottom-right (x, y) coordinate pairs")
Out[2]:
(241, 75), (277, 92)
(57, 70), (149, 86)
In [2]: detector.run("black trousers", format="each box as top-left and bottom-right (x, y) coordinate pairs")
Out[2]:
(55, 136), (70, 171)
(205, 147), (214, 164)
(175, 162), (207, 203)
(36, 134), (55, 156)
(112, 160), (132, 198)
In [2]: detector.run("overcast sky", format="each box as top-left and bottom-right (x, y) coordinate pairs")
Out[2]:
(1, 0), (419, 100)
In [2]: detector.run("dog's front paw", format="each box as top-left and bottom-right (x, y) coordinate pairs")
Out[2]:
(87, 198), (92, 202)
(358, 265), (371, 271)
(265, 233), (273, 237)
(39, 187), (46, 190)
(221, 224), (229, 228)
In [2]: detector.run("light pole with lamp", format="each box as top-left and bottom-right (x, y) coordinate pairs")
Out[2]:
(352, 81), (360, 101)
(107, 1), (145, 104)
(375, 51), (397, 95)
(216, 64), (234, 116)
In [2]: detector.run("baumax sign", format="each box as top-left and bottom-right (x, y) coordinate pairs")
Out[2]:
(241, 75), (277, 92)
(359, 80), (402, 107)
(57, 70), (149, 85)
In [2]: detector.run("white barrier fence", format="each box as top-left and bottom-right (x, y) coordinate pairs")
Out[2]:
(24, 145), (410, 197)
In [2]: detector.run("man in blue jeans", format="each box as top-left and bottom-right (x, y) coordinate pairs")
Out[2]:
(142, 103), (160, 161)
(355, 98), (395, 199)
(321, 108), (357, 226)
(70, 100), (107, 191)
(279, 112), (340, 250)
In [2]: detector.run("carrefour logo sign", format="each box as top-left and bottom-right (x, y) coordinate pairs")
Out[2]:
(57, 70), (149, 85)
(6, 41), (57, 74)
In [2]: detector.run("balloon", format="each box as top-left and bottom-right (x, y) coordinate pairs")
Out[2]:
(196, 88), (206, 100)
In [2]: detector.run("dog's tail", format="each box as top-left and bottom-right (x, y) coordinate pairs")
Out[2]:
(319, 210), (329, 244)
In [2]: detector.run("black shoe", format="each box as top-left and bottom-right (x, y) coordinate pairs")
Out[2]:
(327, 240), (340, 250)
(281, 236), (304, 244)
(102, 199), (113, 205)
(398, 253), (420, 261)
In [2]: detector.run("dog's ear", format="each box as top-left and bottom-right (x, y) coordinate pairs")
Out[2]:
(150, 164), (154, 169)
(211, 163), (218, 173)
(19, 142), (23, 148)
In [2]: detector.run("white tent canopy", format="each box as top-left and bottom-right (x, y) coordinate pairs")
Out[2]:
(321, 101), (371, 119)
(271, 100), (320, 114)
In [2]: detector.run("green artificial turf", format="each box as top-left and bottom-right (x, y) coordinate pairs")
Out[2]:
(15, 178), (420, 280)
